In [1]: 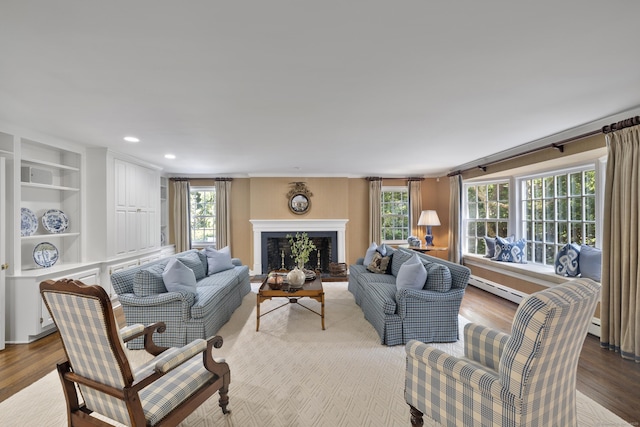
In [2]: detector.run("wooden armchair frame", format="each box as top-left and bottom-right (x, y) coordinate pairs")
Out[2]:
(40, 278), (231, 427)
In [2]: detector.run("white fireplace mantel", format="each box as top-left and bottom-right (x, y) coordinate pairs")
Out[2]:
(250, 219), (348, 274)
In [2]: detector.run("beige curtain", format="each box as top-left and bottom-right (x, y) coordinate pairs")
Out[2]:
(408, 179), (422, 239)
(448, 175), (463, 264)
(369, 178), (382, 243)
(602, 124), (640, 362)
(172, 179), (190, 253)
(215, 179), (232, 249)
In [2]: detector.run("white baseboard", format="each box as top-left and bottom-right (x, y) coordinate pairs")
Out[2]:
(468, 275), (526, 304)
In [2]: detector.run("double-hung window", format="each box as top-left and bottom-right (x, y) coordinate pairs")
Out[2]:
(520, 167), (596, 265)
(463, 162), (600, 268)
(464, 181), (510, 255)
(190, 186), (216, 246)
(381, 186), (409, 243)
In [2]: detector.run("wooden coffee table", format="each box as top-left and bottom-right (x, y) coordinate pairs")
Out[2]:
(256, 275), (325, 331)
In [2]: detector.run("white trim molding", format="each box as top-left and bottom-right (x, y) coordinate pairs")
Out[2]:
(250, 219), (348, 275)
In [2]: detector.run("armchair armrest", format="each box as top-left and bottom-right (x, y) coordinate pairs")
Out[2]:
(154, 339), (208, 373)
(405, 340), (508, 401)
(119, 324), (145, 342)
(463, 323), (510, 371)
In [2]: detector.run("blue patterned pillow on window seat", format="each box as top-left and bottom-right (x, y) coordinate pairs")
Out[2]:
(493, 237), (527, 264)
(555, 243), (581, 276)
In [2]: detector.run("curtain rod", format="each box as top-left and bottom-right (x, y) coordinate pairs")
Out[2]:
(365, 176), (424, 181)
(447, 115), (640, 177)
(169, 177), (233, 181)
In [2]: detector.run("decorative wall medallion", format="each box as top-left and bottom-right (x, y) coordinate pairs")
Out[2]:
(287, 182), (312, 215)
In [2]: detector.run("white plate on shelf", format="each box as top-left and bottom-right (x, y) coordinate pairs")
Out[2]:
(33, 242), (59, 268)
(42, 209), (69, 233)
(21, 207), (38, 236)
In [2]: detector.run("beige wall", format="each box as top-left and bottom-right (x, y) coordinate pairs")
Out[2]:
(169, 176), (452, 270)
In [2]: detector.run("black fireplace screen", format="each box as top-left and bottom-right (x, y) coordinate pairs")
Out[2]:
(261, 231), (338, 274)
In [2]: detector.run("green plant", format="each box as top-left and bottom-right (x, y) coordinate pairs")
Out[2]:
(287, 232), (316, 268)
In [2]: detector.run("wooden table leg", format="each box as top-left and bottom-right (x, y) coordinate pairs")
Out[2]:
(321, 291), (325, 330)
(256, 294), (260, 331)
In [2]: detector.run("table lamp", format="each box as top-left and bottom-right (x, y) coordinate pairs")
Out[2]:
(418, 210), (440, 246)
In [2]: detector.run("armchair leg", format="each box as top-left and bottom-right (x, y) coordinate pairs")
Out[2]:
(409, 405), (424, 427)
(218, 385), (230, 415)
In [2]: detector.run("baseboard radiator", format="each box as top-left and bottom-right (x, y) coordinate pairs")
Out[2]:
(468, 275), (601, 337)
(468, 275), (527, 304)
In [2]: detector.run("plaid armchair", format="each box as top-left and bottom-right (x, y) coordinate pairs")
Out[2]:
(40, 278), (231, 426)
(405, 278), (601, 427)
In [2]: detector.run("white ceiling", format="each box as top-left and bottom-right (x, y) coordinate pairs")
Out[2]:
(1, 1), (639, 178)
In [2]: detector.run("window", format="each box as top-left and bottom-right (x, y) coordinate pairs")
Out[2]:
(190, 186), (216, 245)
(521, 167), (596, 265)
(464, 181), (510, 255)
(381, 186), (409, 242)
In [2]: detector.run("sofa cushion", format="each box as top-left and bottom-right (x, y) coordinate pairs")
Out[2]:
(162, 258), (197, 295)
(493, 237), (527, 263)
(396, 254), (427, 291)
(197, 267), (240, 288)
(205, 246), (234, 275)
(555, 243), (581, 277)
(363, 242), (379, 267)
(177, 252), (206, 280)
(133, 264), (167, 297)
(579, 245), (602, 282)
(390, 249), (413, 277)
(367, 252), (391, 274)
(423, 262), (452, 292)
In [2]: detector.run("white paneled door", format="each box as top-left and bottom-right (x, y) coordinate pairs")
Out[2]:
(1, 157), (7, 350)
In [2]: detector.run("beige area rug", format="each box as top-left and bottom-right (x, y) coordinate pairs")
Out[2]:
(0, 282), (630, 427)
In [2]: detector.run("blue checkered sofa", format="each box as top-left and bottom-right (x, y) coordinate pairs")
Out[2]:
(405, 278), (601, 427)
(111, 249), (251, 349)
(348, 247), (470, 345)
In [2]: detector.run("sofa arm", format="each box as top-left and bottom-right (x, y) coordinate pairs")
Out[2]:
(117, 292), (195, 321)
(463, 323), (510, 371)
(355, 257), (365, 265)
(231, 258), (242, 266)
(405, 340), (506, 400)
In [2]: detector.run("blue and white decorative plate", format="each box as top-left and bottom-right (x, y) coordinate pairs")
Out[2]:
(21, 207), (38, 236)
(33, 242), (59, 268)
(42, 209), (69, 233)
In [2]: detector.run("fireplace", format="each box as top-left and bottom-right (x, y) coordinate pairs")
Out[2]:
(250, 219), (349, 275)
(262, 231), (337, 273)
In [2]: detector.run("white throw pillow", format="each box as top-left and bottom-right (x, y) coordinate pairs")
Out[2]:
(205, 245), (235, 275)
(396, 253), (427, 291)
(162, 258), (197, 295)
(363, 242), (378, 266)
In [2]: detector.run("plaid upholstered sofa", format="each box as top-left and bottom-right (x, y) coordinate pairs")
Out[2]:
(111, 249), (251, 349)
(348, 247), (470, 345)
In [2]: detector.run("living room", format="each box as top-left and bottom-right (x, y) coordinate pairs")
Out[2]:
(1, 1), (640, 426)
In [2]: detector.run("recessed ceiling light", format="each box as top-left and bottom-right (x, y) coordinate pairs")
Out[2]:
(124, 136), (140, 143)
(165, 154), (176, 159)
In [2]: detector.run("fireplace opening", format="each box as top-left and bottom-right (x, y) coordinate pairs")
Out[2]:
(261, 231), (338, 274)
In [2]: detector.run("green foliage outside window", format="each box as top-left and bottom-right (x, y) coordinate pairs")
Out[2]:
(381, 188), (409, 242)
(522, 168), (596, 265)
(190, 187), (216, 244)
(465, 182), (510, 255)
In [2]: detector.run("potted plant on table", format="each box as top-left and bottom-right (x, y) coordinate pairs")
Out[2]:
(286, 232), (316, 287)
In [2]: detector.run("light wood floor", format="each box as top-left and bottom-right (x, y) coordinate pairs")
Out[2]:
(1, 285), (639, 424)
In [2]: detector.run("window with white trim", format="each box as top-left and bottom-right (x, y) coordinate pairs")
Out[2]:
(464, 181), (510, 255)
(190, 186), (216, 245)
(520, 167), (596, 265)
(463, 162), (601, 267)
(381, 186), (409, 243)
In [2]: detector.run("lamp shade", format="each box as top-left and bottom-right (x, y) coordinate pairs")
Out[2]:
(418, 210), (441, 226)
